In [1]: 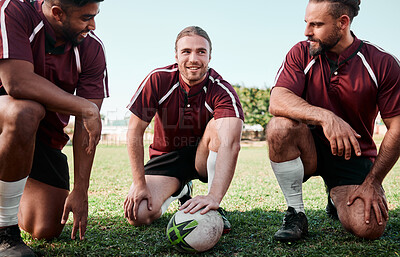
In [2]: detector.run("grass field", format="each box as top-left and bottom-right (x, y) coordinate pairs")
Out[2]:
(24, 140), (400, 256)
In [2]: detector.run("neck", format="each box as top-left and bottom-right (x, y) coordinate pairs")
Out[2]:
(330, 30), (354, 55)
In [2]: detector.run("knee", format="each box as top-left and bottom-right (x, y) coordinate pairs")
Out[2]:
(127, 208), (161, 227)
(266, 117), (302, 147)
(340, 204), (386, 240)
(127, 217), (151, 227)
(342, 219), (386, 240)
(21, 222), (63, 240)
(4, 100), (45, 141)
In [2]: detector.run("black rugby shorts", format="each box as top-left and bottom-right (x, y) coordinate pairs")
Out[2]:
(29, 139), (70, 190)
(304, 130), (373, 190)
(144, 145), (207, 196)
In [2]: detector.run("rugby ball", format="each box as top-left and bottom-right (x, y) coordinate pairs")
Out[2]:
(166, 209), (224, 253)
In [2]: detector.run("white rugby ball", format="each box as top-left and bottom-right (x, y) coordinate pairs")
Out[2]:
(166, 209), (224, 253)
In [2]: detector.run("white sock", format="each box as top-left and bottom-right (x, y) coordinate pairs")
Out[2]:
(270, 157), (304, 213)
(207, 151), (217, 193)
(0, 177), (28, 227)
(161, 183), (189, 215)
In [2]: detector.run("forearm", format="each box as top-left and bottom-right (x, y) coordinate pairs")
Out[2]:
(208, 117), (242, 203)
(17, 73), (97, 118)
(270, 87), (332, 126)
(127, 135), (146, 186)
(0, 59), (98, 119)
(72, 119), (96, 192)
(365, 127), (400, 185)
(126, 115), (149, 187)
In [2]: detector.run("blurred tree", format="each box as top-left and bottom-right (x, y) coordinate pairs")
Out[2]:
(233, 85), (272, 139)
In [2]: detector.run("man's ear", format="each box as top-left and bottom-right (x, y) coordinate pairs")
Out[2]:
(51, 6), (65, 22)
(338, 14), (351, 30)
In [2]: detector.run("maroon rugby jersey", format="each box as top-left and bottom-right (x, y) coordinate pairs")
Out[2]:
(0, 0), (109, 149)
(127, 64), (244, 158)
(273, 33), (400, 158)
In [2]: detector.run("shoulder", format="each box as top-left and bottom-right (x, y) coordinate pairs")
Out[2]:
(1, 0), (35, 14)
(150, 64), (179, 77)
(147, 64), (179, 85)
(77, 32), (106, 59)
(134, 64), (179, 96)
(289, 41), (309, 55)
(285, 41), (313, 67)
(1, 0), (41, 27)
(208, 68), (231, 89)
(361, 40), (400, 67)
(207, 68), (239, 97)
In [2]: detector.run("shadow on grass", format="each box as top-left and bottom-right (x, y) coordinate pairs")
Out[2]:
(27, 208), (400, 257)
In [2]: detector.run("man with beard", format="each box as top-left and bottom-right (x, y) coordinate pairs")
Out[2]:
(0, 0), (107, 255)
(267, 0), (400, 241)
(124, 26), (243, 233)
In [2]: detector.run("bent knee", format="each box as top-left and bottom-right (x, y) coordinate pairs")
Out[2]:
(266, 117), (304, 143)
(127, 216), (155, 227)
(340, 211), (386, 240)
(127, 217), (152, 227)
(4, 100), (45, 138)
(127, 209), (161, 227)
(21, 223), (64, 240)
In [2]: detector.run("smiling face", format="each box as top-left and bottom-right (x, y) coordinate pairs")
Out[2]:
(175, 35), (211, 87)
(304, 1), (342, 56)
(60, 2), (100, 45)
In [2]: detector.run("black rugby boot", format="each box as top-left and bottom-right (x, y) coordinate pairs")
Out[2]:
(217, 207), (232, 235)
(178, 181), (193, 207)
(274, 207), (308, 242)
(0, 225), (35, 257)
(326, 195), (339, 220)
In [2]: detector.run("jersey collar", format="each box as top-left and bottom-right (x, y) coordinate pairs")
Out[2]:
(178, 70), (209, 96)
(326, 31), (362, 64)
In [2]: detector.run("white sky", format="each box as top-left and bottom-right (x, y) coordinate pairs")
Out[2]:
(94, 0), (400, 119)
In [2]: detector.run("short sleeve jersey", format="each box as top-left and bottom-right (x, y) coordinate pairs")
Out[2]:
(273, 34), (400, 158)
(127, 63), (244, 158)
(0, 0), (109, 149)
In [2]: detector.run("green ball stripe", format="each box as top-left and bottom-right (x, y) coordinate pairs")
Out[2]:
(167, 216), (199, 253)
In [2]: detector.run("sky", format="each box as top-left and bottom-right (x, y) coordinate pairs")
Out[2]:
(94, 0), (400, 120)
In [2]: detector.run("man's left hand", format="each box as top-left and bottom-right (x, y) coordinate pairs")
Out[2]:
(179, 195), (219, 215)
(61, 189), (89, 240)
(347, 180), (388, 225)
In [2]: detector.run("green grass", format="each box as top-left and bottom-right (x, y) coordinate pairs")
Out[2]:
(24, 143), (400, 256)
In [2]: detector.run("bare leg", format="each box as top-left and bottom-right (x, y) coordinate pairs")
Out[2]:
(331, 185), (387, 240)
(127, 175), (180, 226)
(195, 118), (220, 177)
(0, 96), (44, 256)
(267, 117), (318, 213)
(0, 96), (45, 181)
(18, 178), (69, 240)
(266, 117), (316, 241)
(267, 117), (317, 174)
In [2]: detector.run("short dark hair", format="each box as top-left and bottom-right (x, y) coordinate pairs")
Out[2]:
(310, 0), (361, 22)
(45, 0), (103, 13)
(175, 26), (212, 54)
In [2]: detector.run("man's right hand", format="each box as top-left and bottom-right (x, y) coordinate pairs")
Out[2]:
(321, 112), (361, 160)
(123, 182), (153, 221)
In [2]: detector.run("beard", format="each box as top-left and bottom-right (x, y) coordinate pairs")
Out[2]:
(179, 63), (209, 86)
(61, 20), (87, 46)
(309, 26), (342, 57)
